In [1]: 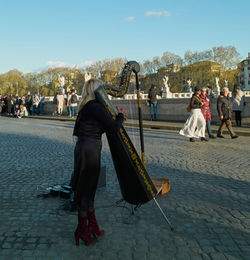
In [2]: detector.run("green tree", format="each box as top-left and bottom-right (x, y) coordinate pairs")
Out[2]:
(0, 70), (28, 96)
(161, 51), (183, 66)
(211, 46), (241, 70)
(184, 46), (241, 70)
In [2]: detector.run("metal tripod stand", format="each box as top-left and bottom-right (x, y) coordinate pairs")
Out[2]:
(116, 197), (173, 230)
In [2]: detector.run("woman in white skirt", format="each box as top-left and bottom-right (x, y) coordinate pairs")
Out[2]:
(179, 86), (208, 142)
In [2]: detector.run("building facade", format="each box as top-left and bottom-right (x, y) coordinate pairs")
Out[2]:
(140, 61), (222, 93)
(238, 53), (250, 90)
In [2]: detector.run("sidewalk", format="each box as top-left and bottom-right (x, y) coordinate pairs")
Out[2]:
(25, 115), (250, 137)
(0, 117), (249, 259)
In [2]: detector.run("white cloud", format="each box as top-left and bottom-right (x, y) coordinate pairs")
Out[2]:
(145, 10), (171, 17)
(123, 16), (135, 22)
(46, 61), (66, 67)
(45, 60), (95, 69)
(78, 60), (95, 68)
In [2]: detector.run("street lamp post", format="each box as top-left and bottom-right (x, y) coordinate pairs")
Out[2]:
(16, 82), (19, 96)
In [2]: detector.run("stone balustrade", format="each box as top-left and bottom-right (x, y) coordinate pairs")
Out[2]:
(45, 91), (250, 102)
(43, 95), (250, 124)
(109, 91), (250, 100)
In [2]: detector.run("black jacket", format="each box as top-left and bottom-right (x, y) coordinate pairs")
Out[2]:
(217, 95), (232, 120)
(73, 100), (124, 140)
(190, 95), (202, 109)
(148, 88), (158, 104)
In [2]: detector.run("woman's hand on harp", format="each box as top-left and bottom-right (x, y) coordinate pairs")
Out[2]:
(116, 106), (127, 121)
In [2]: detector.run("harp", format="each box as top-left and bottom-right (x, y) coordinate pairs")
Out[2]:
(94, 61), (158, 205)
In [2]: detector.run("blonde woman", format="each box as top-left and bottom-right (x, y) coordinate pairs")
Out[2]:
(71, 79), (125, 246)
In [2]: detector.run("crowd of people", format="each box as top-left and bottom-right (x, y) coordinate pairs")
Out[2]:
(180, 84), (246, 142)
(0, 91), (45, 118)
(52, 89), (78, 117)
(0, 89), (79, 118)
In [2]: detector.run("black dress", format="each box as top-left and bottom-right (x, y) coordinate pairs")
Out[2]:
(71, 100), (124, 209)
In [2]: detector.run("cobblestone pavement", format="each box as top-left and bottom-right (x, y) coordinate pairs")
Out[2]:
(0, 117), (249, 260)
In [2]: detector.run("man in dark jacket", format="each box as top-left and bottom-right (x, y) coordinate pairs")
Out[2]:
(217, 87), (238, 139)
(148, 84), (158, 121)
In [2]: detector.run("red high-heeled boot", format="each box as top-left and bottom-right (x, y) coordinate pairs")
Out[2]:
(74, 215), (97, 246)
(88, 210), (104, 238)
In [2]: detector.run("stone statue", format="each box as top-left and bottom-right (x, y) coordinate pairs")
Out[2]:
(84, 73), (92, 82)
(58, 75), (65, 87)
(224, 80), (228, 87)
(58, 75), (65, 95)
(215, 77), (220, 94)
(186, 79), (192, 93)
(162, 76), (172, 98)
(163, 76), (170, 92)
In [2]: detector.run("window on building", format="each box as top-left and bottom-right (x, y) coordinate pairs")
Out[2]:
(248, 67), (250, 70)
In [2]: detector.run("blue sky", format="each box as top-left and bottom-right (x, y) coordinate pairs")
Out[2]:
(0, 0), (249, 73)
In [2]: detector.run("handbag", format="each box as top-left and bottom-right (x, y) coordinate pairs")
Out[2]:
(187, 96), (200, 112)
(145, 99), (151, 107)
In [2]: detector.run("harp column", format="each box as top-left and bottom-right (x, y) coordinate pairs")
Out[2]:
(135, 73), (146, 167)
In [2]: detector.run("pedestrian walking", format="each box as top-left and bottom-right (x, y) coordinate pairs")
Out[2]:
(70, 79), (125, 246)
(148, 84), (158, 121)
(25, 91), (32, 115)
(52, 91), (59, 116)
(1, 95), (7, 114)
(15, 94), (22, 106)
(200, 88), (216, 139)
(179, 86), (208, 142)
(70, 89), (78, 117)
(39, 93), (45, 115)
(66, 91), (72, 117)
(0, 100), (3, 115)
(32, 93), (40, 115)
(232, 84), (246, 127)
(7, 94), (14, 116)
(56, 90), (64, 116)
(207, 86), (215, 100)
(217, 87), (238, 139)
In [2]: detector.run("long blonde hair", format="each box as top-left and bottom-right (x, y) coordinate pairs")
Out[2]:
(78, 78), (104, 111)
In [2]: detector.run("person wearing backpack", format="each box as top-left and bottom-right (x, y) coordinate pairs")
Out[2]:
(70, 89), (78, 117)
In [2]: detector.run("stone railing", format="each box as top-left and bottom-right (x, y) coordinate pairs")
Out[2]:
(243, 91), (250, 96)
(45, 91), (250, 102)
(109, 91), (250, 100)
(43, 96), (250, 123)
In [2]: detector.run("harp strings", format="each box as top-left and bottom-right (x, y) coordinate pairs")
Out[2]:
(126, 93), (142, 161)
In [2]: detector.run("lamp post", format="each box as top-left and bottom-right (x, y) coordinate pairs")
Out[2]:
(16, 82), (19, 96)
(8, 83), (11, 94)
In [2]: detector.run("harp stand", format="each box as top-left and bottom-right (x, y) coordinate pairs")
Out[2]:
(116, 198), (142, 214)
(116, 198), (173, 230)
(153, 197), (174, 231)
(115, 199), (142, 224)
(135, 73), (174, 231)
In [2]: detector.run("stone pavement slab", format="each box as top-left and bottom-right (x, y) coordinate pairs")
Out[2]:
(0, 117), (249, 260)
(21, 115), (250, 137)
